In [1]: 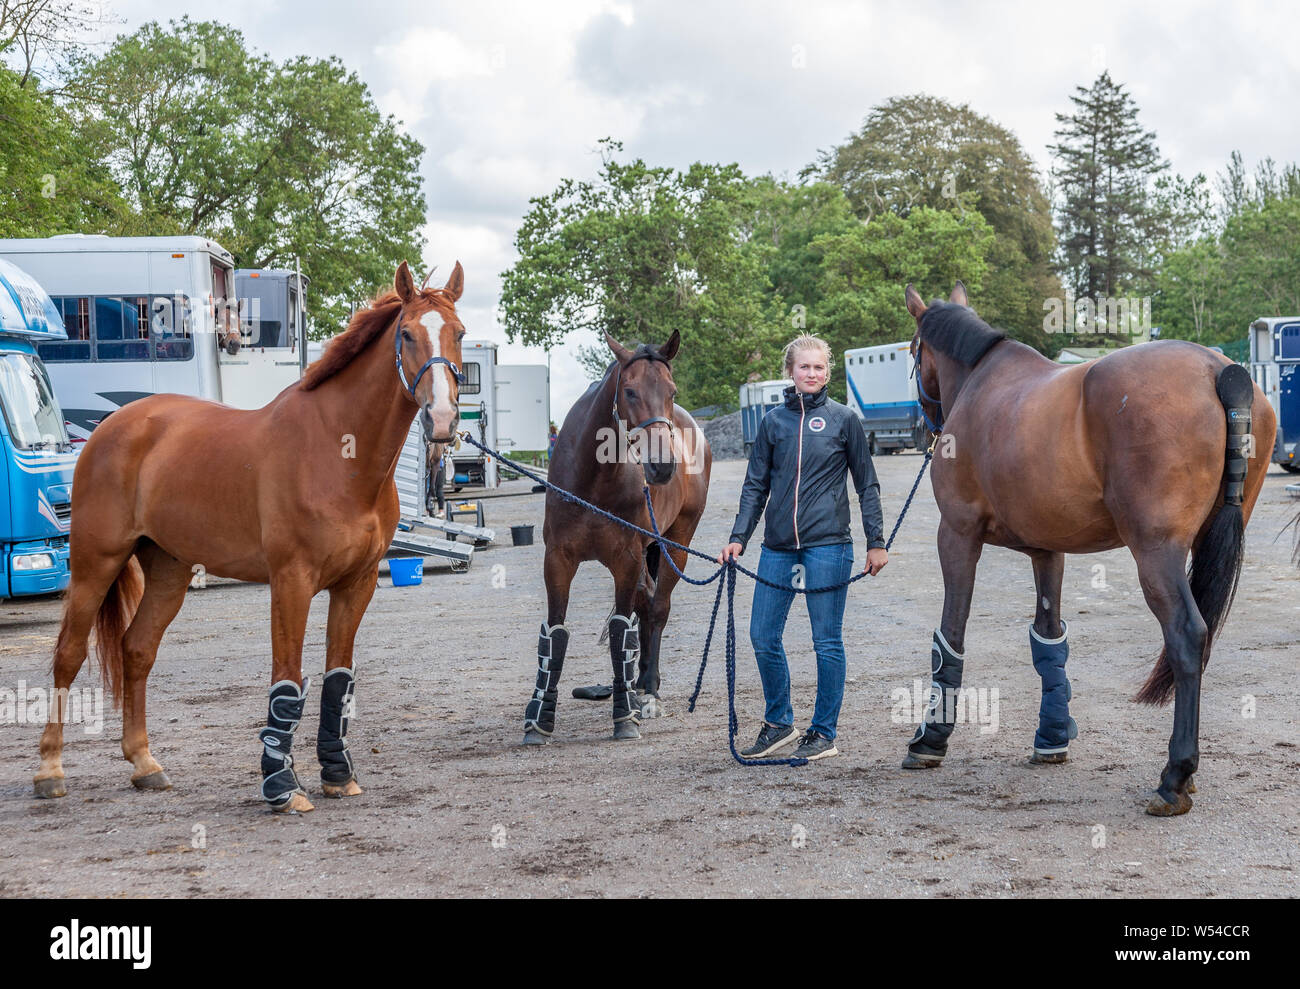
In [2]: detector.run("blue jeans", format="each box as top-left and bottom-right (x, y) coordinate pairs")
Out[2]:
(749, 543), (853, 740)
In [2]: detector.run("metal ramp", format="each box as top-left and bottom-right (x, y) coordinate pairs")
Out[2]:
(400, 515), (495, 547)
(387, 520), (474, 572)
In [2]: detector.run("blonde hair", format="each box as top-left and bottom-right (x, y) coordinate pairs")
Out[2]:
(783, 335), (834, 376)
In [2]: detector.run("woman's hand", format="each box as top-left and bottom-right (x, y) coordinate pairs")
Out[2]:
(863, 547), (888, 576)
(718, 542), (744, 565)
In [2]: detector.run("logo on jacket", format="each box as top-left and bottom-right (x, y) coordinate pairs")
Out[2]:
(808, 416), (826, 433)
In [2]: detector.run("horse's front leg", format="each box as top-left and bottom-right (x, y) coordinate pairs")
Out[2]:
(261, 569), (316, 814)
(609, 548), (645, 741)
(1027, 549), (1078, 764)
(903, 520), (983, 769)
(318, 567), (377, 798)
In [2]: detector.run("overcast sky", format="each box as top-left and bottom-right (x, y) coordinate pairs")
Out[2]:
(101, 0), (1300, 423)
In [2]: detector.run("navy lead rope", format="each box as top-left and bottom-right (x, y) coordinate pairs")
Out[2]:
(458, 432), (933, 767)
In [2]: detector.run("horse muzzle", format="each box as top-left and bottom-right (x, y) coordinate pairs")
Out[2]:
(421, 405), (459, 444)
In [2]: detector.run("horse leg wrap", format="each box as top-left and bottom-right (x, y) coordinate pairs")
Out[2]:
(317, 668), (358, 786)
(908, 630), (964, 758)
(523, 623), (568, 736)
(259, 678), (310, 809)
(1031, 621), (1077, 755)
(1217, 364), (1254, 507)
(609, 614), (641, 726)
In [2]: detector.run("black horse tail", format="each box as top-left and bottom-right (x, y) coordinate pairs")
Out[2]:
(1137, 364), (1254, 706)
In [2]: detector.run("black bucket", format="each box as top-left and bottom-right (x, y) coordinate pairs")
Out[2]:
(511, 524), (535, 546)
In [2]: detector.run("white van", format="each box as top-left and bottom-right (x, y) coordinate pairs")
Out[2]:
(0, 235), (306, 440)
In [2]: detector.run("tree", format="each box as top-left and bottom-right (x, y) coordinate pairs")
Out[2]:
(500, 140), (785, 409)
(1050, 71), (1169, 302)
(64, 18), (427, 332)
(815, 94), (1059, 347)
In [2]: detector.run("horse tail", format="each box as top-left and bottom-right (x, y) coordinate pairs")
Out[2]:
(1136, 364), (1254, 706)
(92, 553), (145, 708)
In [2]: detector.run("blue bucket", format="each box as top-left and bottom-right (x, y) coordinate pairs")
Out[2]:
(389, 557), (424, 586)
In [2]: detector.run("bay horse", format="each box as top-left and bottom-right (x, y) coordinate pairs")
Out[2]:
(523, 330), (712, 744)
(34, 261), (468, 813)
(901, 282), (1276, 816)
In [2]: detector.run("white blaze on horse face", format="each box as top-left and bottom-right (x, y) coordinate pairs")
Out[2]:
(419, 310), (458, 432)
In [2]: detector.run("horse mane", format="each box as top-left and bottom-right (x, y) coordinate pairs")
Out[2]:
(920, 301), (1007, 367)
(301, 288), (455, 390)
(603, 341), (674, 377)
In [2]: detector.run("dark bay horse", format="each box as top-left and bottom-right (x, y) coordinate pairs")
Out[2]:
(523, 330), (712, 744)
(35, 261), (468, 813)
(902, 282), (1276, 816)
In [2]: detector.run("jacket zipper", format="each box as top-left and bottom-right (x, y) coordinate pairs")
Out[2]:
(793, 392), (805, 548)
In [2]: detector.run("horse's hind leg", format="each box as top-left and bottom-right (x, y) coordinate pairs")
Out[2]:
(1133, 544), (1206, 816)
(1027, 550), (1077, 765)
(523, 546), (578, 745)
(318, 567), (378, 798)
(34, 549), (135, 798)
(119, 542), (191, 790)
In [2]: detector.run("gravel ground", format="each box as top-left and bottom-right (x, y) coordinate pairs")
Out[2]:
(1, 456), (1297, 898)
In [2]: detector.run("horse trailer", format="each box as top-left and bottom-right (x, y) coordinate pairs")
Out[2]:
(844, 341), (927, 454)
(739, 379), (792, 458)
(0, 235), (307, 442)
(1248, 315), (1300, 472)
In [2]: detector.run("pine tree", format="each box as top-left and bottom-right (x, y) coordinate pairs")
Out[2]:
(1050, 71), (1168, 304)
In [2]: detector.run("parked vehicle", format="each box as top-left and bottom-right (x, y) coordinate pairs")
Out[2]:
(844, 341), (926, 453)
(1248, 315), (1300, 472)
(0, 258), (76, 599)
(739, 379), (792, 458)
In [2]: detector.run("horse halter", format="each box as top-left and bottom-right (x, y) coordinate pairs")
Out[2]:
(612, 354), (676, 436)
(912, 340), (944, 434)
(393, 307), (465, 401)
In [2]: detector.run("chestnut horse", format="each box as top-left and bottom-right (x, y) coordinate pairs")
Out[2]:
(35, 261), (467, 813)
(901, 282), (1276, 816)
(522, 330), (711, 744)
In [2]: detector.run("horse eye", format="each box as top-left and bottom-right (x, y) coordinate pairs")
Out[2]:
(401, 330), (413, 342)
(457, 331), (466, 343)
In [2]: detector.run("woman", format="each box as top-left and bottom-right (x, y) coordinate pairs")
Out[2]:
(718, 335), (888, 761)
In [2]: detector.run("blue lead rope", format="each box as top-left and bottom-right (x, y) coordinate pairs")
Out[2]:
(458, 432), (933, 767)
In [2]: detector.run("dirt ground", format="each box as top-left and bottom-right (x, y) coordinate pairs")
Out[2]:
(2, 454), (1298, 898)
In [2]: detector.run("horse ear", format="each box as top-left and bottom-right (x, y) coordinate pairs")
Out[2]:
(395, 261), (416, 303)
(660, 329), (681, 361)
(443, 261), (465, 302)
(950, 281), (968, 306)
(905, 284), (927, 321)
(604, 331), (633, 364)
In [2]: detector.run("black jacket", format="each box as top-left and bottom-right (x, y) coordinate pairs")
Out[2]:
(729, 385), (885, 553)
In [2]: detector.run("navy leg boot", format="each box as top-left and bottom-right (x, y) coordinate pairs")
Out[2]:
(317, 668), (359, 795)
(523, 623), (568, 745)
(1030, 620), (1078, 763)
(260, 678), (310, 811)
(904, 630), (964, 768)
(609, 614), (641, 740)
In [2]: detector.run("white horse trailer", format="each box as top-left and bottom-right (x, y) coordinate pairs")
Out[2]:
(844, 340), (926, 454)
(0, 235), (307, 441)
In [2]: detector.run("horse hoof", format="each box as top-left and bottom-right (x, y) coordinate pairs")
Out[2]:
(613, 721), (641, 740)
(1145, 790), (1193, 817)
(273, 792), (316, 814)
(33, 777), (67, 799)
(522, 730), (552, 746)
(1030, 750), (1069, 765)
(901, 753), (942, 770)
(131, 771), (172, 791)
(322, 779), (363, 798)
(637, 695), (664, 719)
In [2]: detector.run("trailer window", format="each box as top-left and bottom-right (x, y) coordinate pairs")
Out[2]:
(151, 295), (194, 361)
(1281, 323), (1300, 361)
(95, 297), (151, 361)
(38, 298), (92, 362)
(460, 361), (481, 395)
(0, 353), (70, 450)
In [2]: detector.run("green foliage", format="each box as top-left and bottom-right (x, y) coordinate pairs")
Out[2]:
(0, 64), (127, 237)
(501, 140), (786, 409)
(1050, 71), (1169, 301)
(64, 18), (427, 333)
(816, 94), (1059, 347)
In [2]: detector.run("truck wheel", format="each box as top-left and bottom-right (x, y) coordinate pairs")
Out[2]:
(1282, 462), (1300, 473)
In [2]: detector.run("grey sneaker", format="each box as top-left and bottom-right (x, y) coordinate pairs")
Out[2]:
(793, 729), (839, 761)
(741, 722), (799, 758)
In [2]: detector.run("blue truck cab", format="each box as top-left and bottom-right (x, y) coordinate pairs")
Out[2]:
(0, 258), (76, 599)
(1248, 316), (1300, 473)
